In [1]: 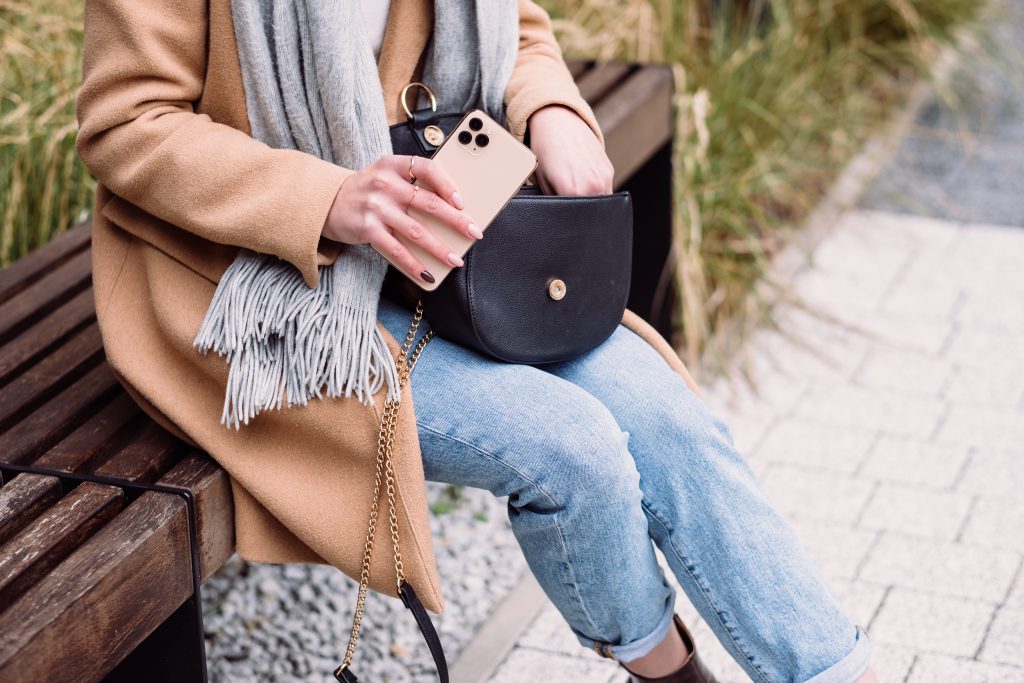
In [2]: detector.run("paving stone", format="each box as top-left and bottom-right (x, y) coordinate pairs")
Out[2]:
(753, 417), (875, 474)
(859, 533), (1019, 602)
(786, 517), (879, 580)
(934, 404), (1024, 452)
(868, 643), (917, 683)
(837, 210), (962, 252)
(943, 363), (1024, 408)
(747, 317), (871, 384)
(794, 382), (946, 440)
(858, 436), (969, 489)
(909, 654), (1024, 682)
(515, 603), (588, 657)
(856, 347), (952, 395)
(980, 606), (1024, 667)
(956, 289), (1024, 333)
(491, 647), (620, 682)
(943, 327), (1024, 371)
(879, 281), (962, 321)
(827, 578), (888, 628)
(960, 495), (1024, 553)
(959, 449), (1024, 498)
(759, 464), (876, 526)
(869, 587), (994, 656)
(1006, 575), (1024, 608)
(858, 483), (973, 541)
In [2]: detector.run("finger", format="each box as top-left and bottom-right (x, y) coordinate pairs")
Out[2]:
(404, 181), (482, 240)
(380, 203), (464, 268)
(405, 157), (464, 210)
(367, 224), (435, 285)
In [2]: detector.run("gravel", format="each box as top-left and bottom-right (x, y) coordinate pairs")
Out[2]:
(201, 482), (529, 682)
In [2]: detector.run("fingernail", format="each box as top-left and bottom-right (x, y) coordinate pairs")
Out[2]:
(420, 270), (435, 284)
(468, 223), (483, 239)
(452, 192), (464, 210)
(447, 252), (464, 267)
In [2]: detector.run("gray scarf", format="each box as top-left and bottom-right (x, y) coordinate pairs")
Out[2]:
(195, 0), (519, 429)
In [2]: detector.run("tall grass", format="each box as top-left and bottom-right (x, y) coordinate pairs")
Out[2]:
(541, 0), (983, 369)
(2, 0), (983, 367)
(1, 0), (92, 267)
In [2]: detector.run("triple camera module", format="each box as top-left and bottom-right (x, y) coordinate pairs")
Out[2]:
(458, 117), (489, 147)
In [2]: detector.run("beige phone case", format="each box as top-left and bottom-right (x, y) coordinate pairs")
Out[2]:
(385, 108), (539, 292)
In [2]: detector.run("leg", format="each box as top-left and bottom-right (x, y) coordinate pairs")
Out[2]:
(538, 323), (872, 683)
(375, 296), (679, 662)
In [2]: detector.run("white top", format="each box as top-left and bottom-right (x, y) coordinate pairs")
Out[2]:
(361, 0), (392, 61)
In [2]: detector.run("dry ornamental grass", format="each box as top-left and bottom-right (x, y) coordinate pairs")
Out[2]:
(2, 0), (984, 368)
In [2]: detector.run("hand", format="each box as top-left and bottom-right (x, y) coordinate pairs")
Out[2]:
(323, 155), (481, 285)
(528, 104), (614, 196)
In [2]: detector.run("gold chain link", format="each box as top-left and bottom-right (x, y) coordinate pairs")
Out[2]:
(337, 299), (434, 677)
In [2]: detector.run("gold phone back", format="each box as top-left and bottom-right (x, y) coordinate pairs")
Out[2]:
(398, 109), (538, 291)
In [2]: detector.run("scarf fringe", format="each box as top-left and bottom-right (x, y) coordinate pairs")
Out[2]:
(194, 249), (402, 430)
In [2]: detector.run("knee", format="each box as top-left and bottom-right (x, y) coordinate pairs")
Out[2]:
(511, 389), (641, 513)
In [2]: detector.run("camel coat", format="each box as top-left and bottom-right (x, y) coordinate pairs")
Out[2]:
(75, 0), (701, 614)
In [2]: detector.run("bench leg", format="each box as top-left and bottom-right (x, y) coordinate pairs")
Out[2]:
(103, 595), (206, 683)
(622, 142), (675, 341)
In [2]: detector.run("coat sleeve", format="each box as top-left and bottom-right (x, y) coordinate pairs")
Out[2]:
(503, 0), (605, 147)
(74, 0), (355, 289)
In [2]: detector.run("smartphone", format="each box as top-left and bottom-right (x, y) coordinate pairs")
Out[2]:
(380, 108), (538, 292)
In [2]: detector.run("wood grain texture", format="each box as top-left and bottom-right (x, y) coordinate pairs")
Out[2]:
(159, 453), (234, 583)
(0, 248), (92, 346)
(0, 482), (123, 611)
(0, 492), (193, 683)
(0, 475), (62, 547)
(0, 220), (90, 303)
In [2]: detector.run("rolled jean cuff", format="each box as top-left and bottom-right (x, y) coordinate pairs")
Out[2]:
(573, 593), (677, 663)
(805, 626), (872, 683)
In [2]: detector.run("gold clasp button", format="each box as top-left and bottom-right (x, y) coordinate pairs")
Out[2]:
(548, 278), (566, 300)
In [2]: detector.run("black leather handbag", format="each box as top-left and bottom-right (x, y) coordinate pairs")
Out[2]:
(382, 83), (633, 364)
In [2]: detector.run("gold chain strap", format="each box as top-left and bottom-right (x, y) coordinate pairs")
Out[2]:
(336, 299), (434, 678)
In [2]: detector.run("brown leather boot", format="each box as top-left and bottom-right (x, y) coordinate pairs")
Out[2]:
(618, 614), (718, 683)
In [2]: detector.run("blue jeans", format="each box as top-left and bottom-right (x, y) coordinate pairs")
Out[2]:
(377, 295), (871, 683)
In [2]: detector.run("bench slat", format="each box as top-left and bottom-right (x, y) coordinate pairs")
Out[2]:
(93, 422), (185, 482)
(0, 475), (62, 547)
(575, 62), (635, 107)
(0, 491), (192, 683)
(0, 249), (92, 346)
(0, 221), (90, 304)
(1, 363), (120, 465)
(0, 287), (96, 386)
(34, 393), (141, 473)
(594, 65), (674, 187)
(0, 482), (123, 611)
(0, 324), (104, 432)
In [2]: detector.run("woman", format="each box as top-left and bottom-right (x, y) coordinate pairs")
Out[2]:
(74, 0), (877, 680)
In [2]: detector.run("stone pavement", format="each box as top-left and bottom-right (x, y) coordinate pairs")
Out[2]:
(483, 7), (1024, 682)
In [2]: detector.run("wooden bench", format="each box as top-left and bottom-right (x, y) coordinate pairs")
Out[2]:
(0, 59), (673, 683)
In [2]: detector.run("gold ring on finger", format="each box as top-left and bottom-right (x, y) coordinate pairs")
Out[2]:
(408, 156), (418, 183)
(406, 184), (418, 214)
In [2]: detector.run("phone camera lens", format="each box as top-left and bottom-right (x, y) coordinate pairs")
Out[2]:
(458, 130), (473, 145)
(475, 133), (489, 147)
(469, 117), (483, 131)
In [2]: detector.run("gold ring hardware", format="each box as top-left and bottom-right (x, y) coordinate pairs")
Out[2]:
(547, 278), (567, 300)
(400, 81), (438, 119)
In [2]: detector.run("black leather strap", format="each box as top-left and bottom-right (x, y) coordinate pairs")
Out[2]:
(334, 581), (448, 682)
(399, 581), (449, 682)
